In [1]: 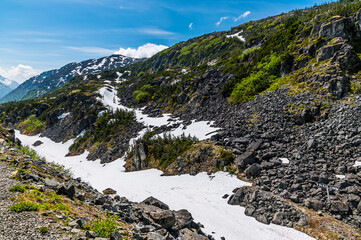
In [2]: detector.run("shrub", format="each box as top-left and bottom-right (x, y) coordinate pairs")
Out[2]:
(133, 90), (151, 103)
(70, 109), (135, 153)
(218, 149), (235, 165)
(19, 115), (44, 133)
(9, 202), (39, 212)
(229, 54), (281, 103)
(140, 131), (198, 168)
(17, 145), (38, 159)
(9, 185), (25, 192)
(39, 226), (49, 234)
(90, 215), (119, 238)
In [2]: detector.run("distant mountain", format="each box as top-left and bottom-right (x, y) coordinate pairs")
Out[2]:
(0, 54), (138, 103)
(0, 75), (19, 99)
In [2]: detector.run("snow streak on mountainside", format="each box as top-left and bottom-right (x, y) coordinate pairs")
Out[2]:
(0, 75), (19, 99)
(0, 55), (138, 103)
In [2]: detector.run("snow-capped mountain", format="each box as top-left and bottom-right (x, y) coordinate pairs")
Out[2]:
(0, 75), (19, 99)
(0, 54), (138, 103)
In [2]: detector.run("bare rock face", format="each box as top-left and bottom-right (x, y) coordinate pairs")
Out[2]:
(318, 16), (352, 39)
(317, 39), (344, 62)
(131, 141), (147, 171)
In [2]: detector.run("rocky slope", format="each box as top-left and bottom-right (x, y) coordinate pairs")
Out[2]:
(0, 127), (210, 240)
(0, 75), (18, 99)
(0, 54), (138, 103)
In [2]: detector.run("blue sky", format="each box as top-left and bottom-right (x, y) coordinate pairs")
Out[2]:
(0, 0), (332, 82)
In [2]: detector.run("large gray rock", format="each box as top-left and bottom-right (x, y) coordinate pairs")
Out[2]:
(256, 214), (270, 225)
(272, 212), (285, 225)
(146, 232), (166, 240)
(173, 209), (194, 230)
(330, 200), (349, 213)
(304, 198), (324, 211)
(228, 187), (247, 205)
(44, 178), (59, 188)
(235, 151), (256, 169)
(178, 229), (207, 240)
(245, 163), (262, 178)
(109, 231), (123, 240)
(142, 197), (169, 210)
(56, 183), (75, 199)
(134, 203), (176, 230)
(102, 188), (117, 195)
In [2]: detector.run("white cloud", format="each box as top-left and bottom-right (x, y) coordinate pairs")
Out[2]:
(0, 64), (42, 83)
(66, 46), (115, 55)
(216, 16), (229, 26)
(114, 43), (168, 59)
(234, 11), (251, 22)
(189, 22), (193, 30)
(138, 28), (175, 36)
(119, 5), (133, 10)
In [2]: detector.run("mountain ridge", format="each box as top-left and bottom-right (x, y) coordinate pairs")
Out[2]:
(0, 75), (19, 99)
(0, 54), (139, 103)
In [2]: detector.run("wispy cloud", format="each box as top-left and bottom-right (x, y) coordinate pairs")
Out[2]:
(119, 5), (133, 10)
(11, 38), (61, 43)
(189, 22), (193, 30)
(234, 11), (251, 22)
(0, 48), (17, 53)
(114, 43), (168, 58)
(0, 64), (42, 83)
(216, 16), (229, 26)
(10, 30), (62, 37)
(138, 28), (175, 36)
(66, 46), (115, 55)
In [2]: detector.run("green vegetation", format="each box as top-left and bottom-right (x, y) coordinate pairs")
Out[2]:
(10, 189), (71, 214)
(138, 131), (198, 168)
(39, 226), (49, 234)
(19, 115), (44, 133)
(218, 149), (235, 165)
(9, 184), (36, 193)
(133, 84), (153, 103)
(228, 54), (282, 103)
(70, 109), (135, 153)
(9, 202), (39, 212)
(84, 215), (119, 238)
(18, 145), (39, 159)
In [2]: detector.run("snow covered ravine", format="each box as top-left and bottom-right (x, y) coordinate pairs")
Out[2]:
(14, 85), (314, 240)
(97, 85), (221, 143)
(16, 132), (313, 240)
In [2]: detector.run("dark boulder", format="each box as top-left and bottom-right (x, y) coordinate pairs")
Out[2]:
(245, 164), (262, 178)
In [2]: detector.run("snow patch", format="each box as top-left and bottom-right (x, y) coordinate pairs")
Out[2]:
(57, 112), (70, 120)
(336, 175), (345, 179)
(279, 158), (290, 164)
(15, 130), (314, 240)
(353, 161), (361, 167)
(226, 31), (246, 42)
(76, 130), (86, 138)
(97, 85), (220, 141)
